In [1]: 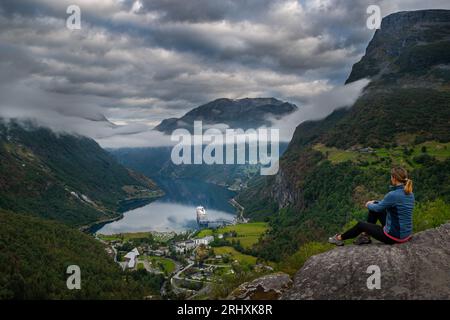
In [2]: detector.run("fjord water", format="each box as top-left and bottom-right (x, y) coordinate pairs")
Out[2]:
(96, 178), (236, 234)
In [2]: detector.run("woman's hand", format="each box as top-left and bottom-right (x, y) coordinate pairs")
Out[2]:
(365, 200), (375, 208)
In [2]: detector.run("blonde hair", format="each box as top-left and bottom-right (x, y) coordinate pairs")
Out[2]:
(391, 166), (413, 194)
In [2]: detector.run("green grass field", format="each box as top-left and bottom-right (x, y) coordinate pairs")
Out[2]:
(147, 256), (176, 274)
(98, 232), (151, 241)
(313, 143), (376, 164)
(211, 265), (234, 276)
(196, 222), (268, 249)
(410, 141), (450, 161)
(213, 246), (258, 265)
(136, 262), (145, 270)
(97, 231), (174, 243)
(313, 141), (450, 168)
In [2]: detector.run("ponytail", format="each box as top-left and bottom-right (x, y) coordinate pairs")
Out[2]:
(404, 178), (413, 194)
(391, 166), (413, 195)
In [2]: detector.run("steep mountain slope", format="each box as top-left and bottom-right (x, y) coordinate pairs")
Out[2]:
(0, 120), (162, 227)
(110, 143), (289, 190)
(322, 9), (450, 148)
(0, 209), (163, 299)
(237, 10), (450, 260)
(346, 9), (450, 85)
(155, 97), (297, 133)
(112, 145), (260, 189)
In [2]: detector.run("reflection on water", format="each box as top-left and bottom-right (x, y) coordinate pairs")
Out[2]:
(97, 178), (236, 234)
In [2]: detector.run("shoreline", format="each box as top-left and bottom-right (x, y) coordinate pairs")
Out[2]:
(85, 185), (242, 237)
(80, 193), (165, 234)
(80, 214), (124, 234)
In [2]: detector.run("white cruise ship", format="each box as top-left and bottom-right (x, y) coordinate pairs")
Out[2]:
(196, 206), (208, 226)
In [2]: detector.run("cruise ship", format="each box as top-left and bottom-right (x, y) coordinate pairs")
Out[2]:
(196, 206), (208, 227)
(196, 206), (233, 229)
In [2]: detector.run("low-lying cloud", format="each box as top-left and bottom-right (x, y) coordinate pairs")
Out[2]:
(271, 78), (370, 142)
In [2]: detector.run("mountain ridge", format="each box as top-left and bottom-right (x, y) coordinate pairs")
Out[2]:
(155, 97), (298, 133)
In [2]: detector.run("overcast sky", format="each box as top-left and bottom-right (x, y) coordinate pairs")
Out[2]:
(1, 0), (449, 147)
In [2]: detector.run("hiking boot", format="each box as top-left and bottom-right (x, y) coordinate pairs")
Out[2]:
(328, 234), (344, 246)
(354, 234), (372, 245)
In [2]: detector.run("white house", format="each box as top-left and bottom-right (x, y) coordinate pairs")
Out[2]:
(174, 240), (195, 251)
(124, 248), (140, 269)
(174, 245), (185, 254)
(195, 236), (214, 245)
(184, 240), (196, 250)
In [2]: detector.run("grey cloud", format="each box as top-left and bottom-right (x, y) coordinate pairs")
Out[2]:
(271, 78), (371, 142)
(138, 0), (275, 23)
(1, 1), (450, 148)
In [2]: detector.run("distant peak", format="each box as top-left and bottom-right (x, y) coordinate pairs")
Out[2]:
(155, 97), (297, 133)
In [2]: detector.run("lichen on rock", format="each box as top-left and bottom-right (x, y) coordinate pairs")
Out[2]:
(227, 272), (292, 300)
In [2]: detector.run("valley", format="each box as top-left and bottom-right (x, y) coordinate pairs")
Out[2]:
(0, 8), (449, 301)
(96, 221), (271, 299)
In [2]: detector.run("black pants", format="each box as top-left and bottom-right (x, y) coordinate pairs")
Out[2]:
(340, 210), (397, 244)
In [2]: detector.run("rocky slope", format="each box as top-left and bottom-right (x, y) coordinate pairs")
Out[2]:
(227, 272), (292, 300)
(282, 223), (450, 300)
(346, 9), (450, 84)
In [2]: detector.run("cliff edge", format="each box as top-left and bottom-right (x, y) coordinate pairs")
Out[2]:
(281, 223), (450, 299)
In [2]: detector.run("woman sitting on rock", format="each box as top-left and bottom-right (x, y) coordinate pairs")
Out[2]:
(329, 166), (414, 246)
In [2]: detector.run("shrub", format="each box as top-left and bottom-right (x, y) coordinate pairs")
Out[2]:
(277, 242), (334, 277)
(413, 199), (450, 233)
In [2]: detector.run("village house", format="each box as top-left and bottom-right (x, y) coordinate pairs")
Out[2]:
(185, 240), (196, 250)
(358, 147), (374, 153)
(174, 245), (185, 254)
(124, 248), (140, 269)
(194, 236), (214, 245)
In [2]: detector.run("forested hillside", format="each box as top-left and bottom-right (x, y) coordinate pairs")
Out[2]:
(0, 120), (166, 299)
(0, 210), (164, 299)
(0, 120), (162, 227)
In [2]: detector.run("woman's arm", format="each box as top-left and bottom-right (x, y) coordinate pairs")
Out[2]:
(367, 192), (395, 212)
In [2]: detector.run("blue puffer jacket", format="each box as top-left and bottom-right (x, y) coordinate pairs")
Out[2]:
(367, 184), (415, 241)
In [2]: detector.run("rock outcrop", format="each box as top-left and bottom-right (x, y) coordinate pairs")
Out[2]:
(346, 9), (450, 84)
(282, 223), (450, 300)
(227, 272), (292, 300)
